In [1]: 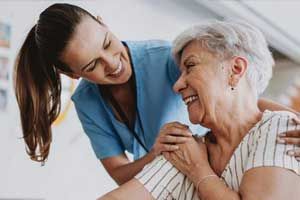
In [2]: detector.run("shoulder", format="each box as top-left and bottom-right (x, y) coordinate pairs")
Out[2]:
(125, 39), (171, 49)
(256, 110), (297, 134)
(247, 110), (297, 149)
(245, 110), (300, 175)
(71, 79), (97, 105)
(124, 40), (172, 55)
(125, 40), (177, 76)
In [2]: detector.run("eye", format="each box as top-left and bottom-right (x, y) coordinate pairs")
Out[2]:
(186, 62), (196, 72)
(86, 60), (98, 72)
(186, 63), (195, 68)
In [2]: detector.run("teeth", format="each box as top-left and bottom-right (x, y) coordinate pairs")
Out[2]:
(184, 95), (198, 105)
(111, 61), (122, 75)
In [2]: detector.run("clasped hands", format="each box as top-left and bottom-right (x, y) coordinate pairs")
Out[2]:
(150, 119), (300, 180)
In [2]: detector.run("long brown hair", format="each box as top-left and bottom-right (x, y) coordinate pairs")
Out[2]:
(14, 3), (96, 163)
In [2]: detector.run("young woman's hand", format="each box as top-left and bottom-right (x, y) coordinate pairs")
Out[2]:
(277, 116), (300, 160)
(151, 122), (192, 157)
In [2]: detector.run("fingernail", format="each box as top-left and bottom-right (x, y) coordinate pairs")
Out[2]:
(279, 133), (286, 137)
(175, 146), (179, 149)
(276, 138), (286, 144)
(287, 151), (295, 156)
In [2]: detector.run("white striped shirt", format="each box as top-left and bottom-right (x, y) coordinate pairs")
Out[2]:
(135, 110), (300, 200)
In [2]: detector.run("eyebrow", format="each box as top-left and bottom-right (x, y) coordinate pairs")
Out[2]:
(80, 31), (109, 72)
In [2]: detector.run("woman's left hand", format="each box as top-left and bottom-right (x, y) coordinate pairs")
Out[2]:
(277, 116), (300, 159)
(163, 136), (213, 183)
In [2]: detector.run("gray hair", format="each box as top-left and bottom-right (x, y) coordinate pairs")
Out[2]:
(172, 20), (274, 97)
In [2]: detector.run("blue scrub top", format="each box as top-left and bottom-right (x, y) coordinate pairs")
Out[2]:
(71, 40), (206, 160)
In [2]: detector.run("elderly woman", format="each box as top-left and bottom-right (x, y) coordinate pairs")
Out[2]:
(98, 21), (300, 200)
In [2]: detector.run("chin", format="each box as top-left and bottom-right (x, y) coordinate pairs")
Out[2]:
(188, 113), (201, 124)
(187, 104), (203, 124)
(123, 66), (132, 81)
(188, 109), (206, 125)
(114, 69), (131, 84)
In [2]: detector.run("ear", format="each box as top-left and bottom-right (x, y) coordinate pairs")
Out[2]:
(228, 56), (248, 87)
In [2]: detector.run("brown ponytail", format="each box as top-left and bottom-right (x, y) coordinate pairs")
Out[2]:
(14, 25), (61, 162)
(13, 3), (96, 163)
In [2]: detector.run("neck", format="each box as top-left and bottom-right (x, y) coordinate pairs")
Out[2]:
(103, 74), (136, 126)
(109, 77), (134, 94)
(207, 93), (263, 158)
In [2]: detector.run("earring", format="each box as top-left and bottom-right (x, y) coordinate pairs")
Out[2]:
(230, 74), (235, 90)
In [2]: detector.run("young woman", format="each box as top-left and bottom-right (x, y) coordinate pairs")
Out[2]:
(14, 3), (300, 185)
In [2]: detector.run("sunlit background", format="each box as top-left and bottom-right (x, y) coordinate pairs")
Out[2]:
(1, 0), (300, 199)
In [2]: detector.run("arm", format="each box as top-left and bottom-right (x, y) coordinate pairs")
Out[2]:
(258, 98), (299, 114)
(102, 122), (192, 185)
(239, 167), (300, 200)
(167, 143), (300, 200)
(164, 136), (240, 199)
(75, 98), (192, 185)
(73, 103), (147, 185)
(185, 165), (300, 200)
(164, 122), (300, 200)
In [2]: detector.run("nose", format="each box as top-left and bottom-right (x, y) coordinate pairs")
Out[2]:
(173, 72), (187, 93)
(100, 52), (117, 73)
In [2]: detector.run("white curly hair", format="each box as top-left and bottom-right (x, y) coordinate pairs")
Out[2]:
(172, 20), (275, 97)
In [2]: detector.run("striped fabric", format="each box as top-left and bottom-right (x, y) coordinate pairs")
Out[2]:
(135, 110), (300, 200)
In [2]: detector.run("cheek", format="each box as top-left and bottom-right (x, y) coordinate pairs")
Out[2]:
(190, 69), (222, 90)
(111, 36), (124, 51)
(188, 75), (214, 104)
(187, 73), (206, 91)
(84, 69), (105, 82)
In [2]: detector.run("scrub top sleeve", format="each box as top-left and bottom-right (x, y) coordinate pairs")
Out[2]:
(74, 105), (125, 160)
(167, 52), (181, 85)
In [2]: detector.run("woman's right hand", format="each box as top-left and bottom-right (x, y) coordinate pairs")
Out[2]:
(150, 122), (193, 157)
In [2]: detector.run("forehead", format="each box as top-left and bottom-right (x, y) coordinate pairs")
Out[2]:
(180, 41), (209, 62)
(61, 17), (107, 67)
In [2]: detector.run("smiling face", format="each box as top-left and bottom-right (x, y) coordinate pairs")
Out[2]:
(173, 40), (230, 125)
(60, 16), (132, 84)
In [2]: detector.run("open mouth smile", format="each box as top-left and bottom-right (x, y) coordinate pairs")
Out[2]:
(183, 95), (199, 106)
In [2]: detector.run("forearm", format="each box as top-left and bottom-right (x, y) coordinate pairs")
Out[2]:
(258, 98), (298, 114)
(112, 121), (192, 185)
(195, 174), (240, 200)
(190, 167), (240, 200)
(111, 151), (156, 185)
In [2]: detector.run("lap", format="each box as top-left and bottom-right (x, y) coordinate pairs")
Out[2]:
(98, 178), (153, 200)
